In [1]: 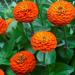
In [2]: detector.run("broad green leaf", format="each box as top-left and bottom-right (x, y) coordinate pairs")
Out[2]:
(49, 63), (74, 75)
(57, 47), (74, 62)
(37, 50), (56, 65)
(6, 68), (16, 75)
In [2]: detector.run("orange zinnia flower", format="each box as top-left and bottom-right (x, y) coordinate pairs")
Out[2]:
(10, 51), (36, 75)
(0, 69), (4, 75)
(13, 1), (38, 22)
(31, 31), (57, 53)
(47, 1), (75, 26)
(0, 18), (8, 34)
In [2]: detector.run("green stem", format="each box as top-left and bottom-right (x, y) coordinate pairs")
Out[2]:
(35, 0), (43, 26)
(43, 53), (45, 65)
(43, 53), (48, 75)
(63, 26), (68, 48)
(23, 24), (29, 42)
(30, 23), (34, 35)
(21, 23), (29, 42)
(4, 0), (10, 9)
(17, 22), (30, 46)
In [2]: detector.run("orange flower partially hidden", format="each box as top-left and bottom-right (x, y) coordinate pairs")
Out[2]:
(47, 1), (75, 26)
(6, 18), (14, 25)
(23, 0), (31, 1)
(0, 18), (8, 34)
(31, 31), (57, 53)
(0, 69), (4, 75)
(10, 51), (36, 75)
(13, 1), (38, 22)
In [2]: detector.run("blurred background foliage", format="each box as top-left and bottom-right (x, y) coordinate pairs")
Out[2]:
(0, 0), (75, 75)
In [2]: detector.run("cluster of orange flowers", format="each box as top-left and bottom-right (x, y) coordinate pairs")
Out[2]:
(0, 0), (75, 75)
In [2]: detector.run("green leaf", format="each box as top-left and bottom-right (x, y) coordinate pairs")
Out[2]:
(7, 21), (17, 33)
(37, 50), (56, 65)
(6, 68), (16, 75)
(71, 57), (75, 71)
(57, 47), (74, 62)
(10, 1), (16, 7)
(67, 35), (75, 48)
(3, 36), (16, 58)
(0, 51), (9, 65)
(31, 65), (49, 75)
(50, 0), (56, 2)
(49, 63), (74, 75)
(0, 42), (4, 48)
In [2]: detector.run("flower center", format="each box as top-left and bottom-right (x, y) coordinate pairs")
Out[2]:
(16, 55), (26, 64)
(41, 36), (47, 42)
(57, 6), (65, 14)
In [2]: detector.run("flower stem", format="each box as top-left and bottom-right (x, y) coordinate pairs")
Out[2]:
(30, 23), (34, 35)
(18, 22), (29, 44)
(43, 53), (45, 65)
(35, 0), (43, 26)
(63, 26), (68, 49)
(4, 0), (10, 9)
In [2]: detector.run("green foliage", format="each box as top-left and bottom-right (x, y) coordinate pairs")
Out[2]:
(0, 0), (75, 75)
(37, 51), (56, 65)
